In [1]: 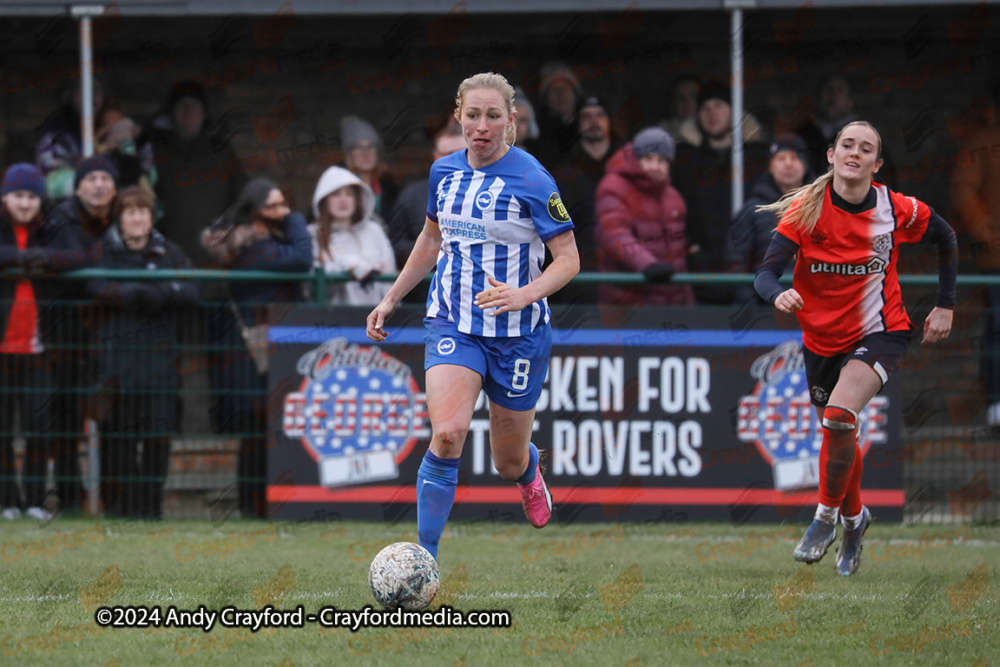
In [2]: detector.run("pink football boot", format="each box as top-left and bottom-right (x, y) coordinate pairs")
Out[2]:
(517, 464), (552, 528)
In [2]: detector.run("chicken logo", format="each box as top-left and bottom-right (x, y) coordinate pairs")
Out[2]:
(736, 340), (889, 491)
(283, 338), (428, 487)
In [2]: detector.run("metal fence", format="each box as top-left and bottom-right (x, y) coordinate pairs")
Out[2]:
(0, 270), (996, 524)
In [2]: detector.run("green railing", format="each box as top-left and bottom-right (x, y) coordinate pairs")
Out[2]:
(0, 269), (994, 522)
(6, 269), (997, 305)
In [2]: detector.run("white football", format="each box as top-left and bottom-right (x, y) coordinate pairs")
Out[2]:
(368, 542), (440, 611)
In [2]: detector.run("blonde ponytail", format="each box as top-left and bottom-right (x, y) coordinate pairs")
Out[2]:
(757, 170), (834, 234)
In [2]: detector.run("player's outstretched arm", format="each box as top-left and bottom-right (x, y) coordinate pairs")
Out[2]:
(366, 217), (441, 342)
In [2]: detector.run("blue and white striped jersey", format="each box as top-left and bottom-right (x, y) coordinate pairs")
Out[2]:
(425, 145), (574, 337)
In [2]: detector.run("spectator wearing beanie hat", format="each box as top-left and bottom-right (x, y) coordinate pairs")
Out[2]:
(2, 164), (49, 202)
(86, 186), (199, 518)
(340, 115), (398, 219)
(672, 78), (770, 305)
(46, 154), (121, 248)
(725, 134), (813, 304)
(594, 127), (694, 308)
(551, 95), (618, 305)
(42, 153), (126, 515)
(0, 163), (84, 521)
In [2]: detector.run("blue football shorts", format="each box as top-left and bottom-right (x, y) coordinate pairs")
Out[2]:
(423, 317), (552, 411)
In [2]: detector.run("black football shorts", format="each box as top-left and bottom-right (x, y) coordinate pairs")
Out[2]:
(802, 330), (912, 406)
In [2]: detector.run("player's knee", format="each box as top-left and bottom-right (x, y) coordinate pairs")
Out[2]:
(822, 405), (857, 432)
(432, 426), (468, 455)
(492, 456), (524, 481)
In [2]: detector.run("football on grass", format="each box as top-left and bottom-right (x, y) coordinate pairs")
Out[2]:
(368, 542), (440, 611)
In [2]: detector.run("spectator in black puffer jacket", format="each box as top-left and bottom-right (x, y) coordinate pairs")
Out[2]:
(87, 186), (200, 519)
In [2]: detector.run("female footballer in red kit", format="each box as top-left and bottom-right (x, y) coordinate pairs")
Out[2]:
(754, 121), (958, 575)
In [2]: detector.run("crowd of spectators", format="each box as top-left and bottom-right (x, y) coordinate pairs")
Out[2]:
(2, 61), (998, 521)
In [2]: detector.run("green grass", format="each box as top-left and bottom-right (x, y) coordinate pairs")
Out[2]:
(0, 517), (997, 666)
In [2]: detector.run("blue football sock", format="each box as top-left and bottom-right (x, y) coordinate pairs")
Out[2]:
(416, 450), (460, 560)
(516, 442), (540, 486)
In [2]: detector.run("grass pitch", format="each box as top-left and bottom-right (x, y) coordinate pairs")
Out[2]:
(0, 516), (997, 666)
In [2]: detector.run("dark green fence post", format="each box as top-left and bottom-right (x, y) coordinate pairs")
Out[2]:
(313, 269), (327, 305)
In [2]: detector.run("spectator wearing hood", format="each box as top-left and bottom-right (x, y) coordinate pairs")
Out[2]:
(310, 166), (396, 306)
(86, 186), (199, 518)
(595, 127), (694, 307)
(672, 80), (771, 304)
(200, 177), (311, 518)
(0, 164), (82, 521)
(147, 81), (247, 267)
(340, 115), (398, 219)
(725, 135), (813, 304)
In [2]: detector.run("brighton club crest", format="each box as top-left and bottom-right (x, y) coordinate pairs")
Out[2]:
(282, 338), (429, 487)
(735, 340), (889, 491)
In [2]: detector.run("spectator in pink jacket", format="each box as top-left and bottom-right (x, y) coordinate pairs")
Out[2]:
(595, 127), (694, 306)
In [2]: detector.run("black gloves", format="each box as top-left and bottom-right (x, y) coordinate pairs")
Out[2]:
(350, 264), (380, 290)
(137, 283), (166, 314)
(116, 282), (166, 313)
(358, 270), (380, 290)
(643, 261), (676, 284)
